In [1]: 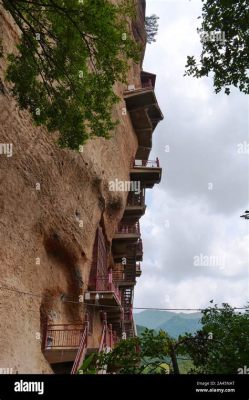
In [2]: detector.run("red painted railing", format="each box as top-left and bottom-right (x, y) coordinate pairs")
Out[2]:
(90, 271), (122, 303)
(116, 221), (140, 235)
(71, 316), (89, 374)
(43, 324), (83, 349)
(133, 158), (160, 168)
(99, 313), (115, 353)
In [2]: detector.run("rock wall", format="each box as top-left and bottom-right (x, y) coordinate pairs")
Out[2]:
(0, 1), (146, 373)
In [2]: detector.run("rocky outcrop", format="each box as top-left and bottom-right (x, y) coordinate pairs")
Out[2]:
(0, 2), (147, 373)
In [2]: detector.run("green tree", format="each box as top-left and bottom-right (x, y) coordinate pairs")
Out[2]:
(79, 329), (185, 374)
(145, 14), (159, 44)
(181, 303), (249, 374)
(185, 0), (249, 95)
(2, 0), (140, 149)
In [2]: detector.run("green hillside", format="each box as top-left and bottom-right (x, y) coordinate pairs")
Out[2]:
(136, 324), (147, 336)
(134, 310), (202, 338)
(134, 310), (176, 329)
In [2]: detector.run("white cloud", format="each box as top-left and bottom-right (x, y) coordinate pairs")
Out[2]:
(134, 0), (249, 312)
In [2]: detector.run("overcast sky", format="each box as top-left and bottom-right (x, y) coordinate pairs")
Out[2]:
(134, 0), (249, 312)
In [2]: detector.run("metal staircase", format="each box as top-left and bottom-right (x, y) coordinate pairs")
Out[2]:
(122, 287), (135, 338)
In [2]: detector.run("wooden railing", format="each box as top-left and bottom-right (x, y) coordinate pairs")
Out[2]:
(141, 79), (153, 89)
(116, 221), (140, 235)
(133, 158), (160, 168)
(113, 263), (137, 285)
(126, 81), (153, 91)
(89, 271), (122, 303)
(127, 190), (145, 207)
(43, 324), (83, 349)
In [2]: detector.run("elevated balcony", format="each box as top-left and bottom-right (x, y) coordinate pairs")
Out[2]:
(112, 221), (141, 259)
(42, 312), (118, 370)
(141, 71), (156, 89)
(42, 323), (85, 364)
(124, 188), (146, 218)
(113, 261), (140, 287)
(114, 221), (141, 242)
(112, 238), (143, 263)
(134, 239), (143, 262)
(136, 262), (142, 277)
(72, 313), (116, 374)
(86, 271), (122, 314)
(87, 227), (123, 329)
(124, 71), (164, 160)
(130, 159), (162, 188)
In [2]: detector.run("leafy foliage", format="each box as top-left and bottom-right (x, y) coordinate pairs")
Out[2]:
(79, 304), (249, 375)
(3, 0), (141, 149)
(185, 0), (249, 94)
(98, 337), (141, 374)
(78, 352), (97, 375)
(79, 329), (179, 374)
(181, 302), (249, 373)
(145, 14), (159, 44)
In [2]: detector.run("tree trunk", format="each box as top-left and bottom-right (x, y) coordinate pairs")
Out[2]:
(170, 345), (180, 374)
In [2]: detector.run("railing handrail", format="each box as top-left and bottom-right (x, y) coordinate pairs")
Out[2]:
(47, 324), (83, 328)
(109, 281), (121, 302)
(116, 221), (140, 235)
(71, 322), (89, 374)
(99, 314), (109, 353)
(127, 190), (145, 207)
(142, 79), (153, 89)
(99, 321), (114, 353)
(99, 324), (107, 353)
(43, 328), (84, 350)
(132, 158), (160, 168)
(89, 274), (122, 303)
(124, 85), (153, 94)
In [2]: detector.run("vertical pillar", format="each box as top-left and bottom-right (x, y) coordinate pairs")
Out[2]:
(108, 324), (113, 348)
(84, 312), (89, 347)
(108, 269), (113, 291)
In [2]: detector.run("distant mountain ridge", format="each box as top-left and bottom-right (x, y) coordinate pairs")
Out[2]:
(134, 310), (202, 338)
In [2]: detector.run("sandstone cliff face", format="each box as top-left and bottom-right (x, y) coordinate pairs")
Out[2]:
(0, 2), (146, 373)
